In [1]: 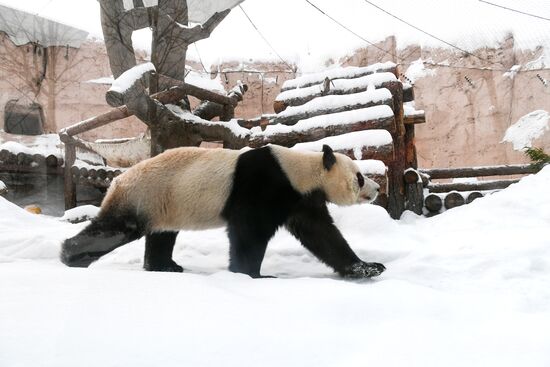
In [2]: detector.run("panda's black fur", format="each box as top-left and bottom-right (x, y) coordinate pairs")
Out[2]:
(61, 145), (385, 278)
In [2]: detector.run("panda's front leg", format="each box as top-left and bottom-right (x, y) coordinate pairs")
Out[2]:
(143, 231), (183, 272)
(226, 223), (273, 278)
(286, 191), (385, 279)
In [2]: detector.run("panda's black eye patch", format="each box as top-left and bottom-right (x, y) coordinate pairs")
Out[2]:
(357, 172), (365, 188)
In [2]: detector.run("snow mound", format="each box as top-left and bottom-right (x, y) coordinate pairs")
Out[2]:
(1, 168), (549, 367)
(60, 205), (100, 223)
(502, 110), (550, 150)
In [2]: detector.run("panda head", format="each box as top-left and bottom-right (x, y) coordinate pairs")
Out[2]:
(320, 145), (380, 206)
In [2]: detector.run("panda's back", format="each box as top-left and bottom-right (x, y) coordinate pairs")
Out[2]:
(102, 147), (241, 231)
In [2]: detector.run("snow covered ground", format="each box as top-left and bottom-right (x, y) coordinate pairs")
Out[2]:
(1, 167), (550, 367)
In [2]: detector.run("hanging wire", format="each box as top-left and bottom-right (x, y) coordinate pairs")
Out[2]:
(361, 0), (501, 66)
(478, 0), (550, 22)
(238, 4), (296, 72)
(304, 0), (399, 62)
(193, 42), (209, 74)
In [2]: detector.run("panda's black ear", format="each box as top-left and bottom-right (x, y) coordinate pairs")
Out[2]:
(322, 144), (336, 171)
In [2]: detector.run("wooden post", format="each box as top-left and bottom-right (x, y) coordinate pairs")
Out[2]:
(385, 78), (406, 219)
(64, 143), (77, 210)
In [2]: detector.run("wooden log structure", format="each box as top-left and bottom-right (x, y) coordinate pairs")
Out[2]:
(249, 114), (396, 149)
(280, 62), (398, 92)
(428, 179), (520, 193)
(272, 88), (394, 126)
(420, 164), (538, 179)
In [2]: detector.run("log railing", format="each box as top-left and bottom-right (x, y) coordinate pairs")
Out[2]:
(418, 164), (541, 215)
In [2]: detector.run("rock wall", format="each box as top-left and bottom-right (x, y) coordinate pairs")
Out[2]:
(1, 33), (548, 169)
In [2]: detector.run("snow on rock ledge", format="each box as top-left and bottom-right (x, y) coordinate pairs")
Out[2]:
(501, 110), (550, 151)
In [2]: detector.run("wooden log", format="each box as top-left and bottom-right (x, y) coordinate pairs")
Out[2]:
(424, 193), (442, 212)
(403, 168), (420, 184)
(428, 179), (520, 193)
(249, 115), (395, 148)
(64, 144), (77, 210)
(70, 166), (80, 177)
(420, 164), (538, 179)
(272, 89), (394, 126)
(79, 167), (89, 178)
(404, 113), (426, 125)
(405, 181), (424, 215)
(444, 192), (465, 209)
(106, 170), (115, 180)
(385, 80), (406, 219)
(97, 169), (107, 180)
(280, 63), (397, 92)
(105, 64), (152, 107)
(334, 145), (394, 163)
(0, 149), (10, 162)
(88, 168), (97, 179)
(275, 76), (399, 110)
(466, 191), (484, 204)
(16, 152), (32, 166)
(45, 155), (59, 167)
(32, 154), (46, 167)
(157, 74), (236, 106)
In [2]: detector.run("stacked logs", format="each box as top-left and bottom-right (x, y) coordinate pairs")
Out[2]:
(69, 165), (123, 188)
(0, 149), (64, 173)
(419, 164), (540, 216)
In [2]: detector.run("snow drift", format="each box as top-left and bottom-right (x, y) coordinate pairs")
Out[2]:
(1, 167), (549, 367)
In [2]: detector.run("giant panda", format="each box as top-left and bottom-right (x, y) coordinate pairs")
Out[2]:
(61, 144), (385, 278)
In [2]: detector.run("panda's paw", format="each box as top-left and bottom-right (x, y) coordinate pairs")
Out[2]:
(144, 260), (184, 273)
(343, 261), (386, 279)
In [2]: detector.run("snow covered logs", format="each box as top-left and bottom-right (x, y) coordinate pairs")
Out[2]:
(419, 164), (539, 215)
(268, 62), (425, 219)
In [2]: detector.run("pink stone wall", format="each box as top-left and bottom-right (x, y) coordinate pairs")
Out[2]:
(1, 33), (548, 169)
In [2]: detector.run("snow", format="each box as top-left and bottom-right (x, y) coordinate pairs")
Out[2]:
(282, 62), (396, 90)
(403, 101), (424, 117)
(404, 58), (437, 83)
(60, 205), (100, 223)
(253, 105), (394, 137)
(501, 110), (550, 150)
(275, 72), (397, 102)
(293, 130), (393, 160)
(86, 70), (225, 93)
(0, 133), (63, 159)
(355, 159), (387, 175)
(1, 0), (550, 73)
(1, 166), (550, 366)
(0, 180), (6, 191)
(503, 64), (521, 80)
(108, 62), (156, 94)
(165, 104), (251, 138)
(277, 89), (393, 119)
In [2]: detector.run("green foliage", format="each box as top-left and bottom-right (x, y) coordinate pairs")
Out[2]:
(524, 147), (550, 170)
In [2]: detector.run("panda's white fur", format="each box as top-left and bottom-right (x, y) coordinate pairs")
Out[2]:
(61, 144), (384, 278)
(103, 147), (240, 231)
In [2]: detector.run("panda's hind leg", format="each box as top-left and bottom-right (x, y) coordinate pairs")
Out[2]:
(143, 231), (183, 272)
